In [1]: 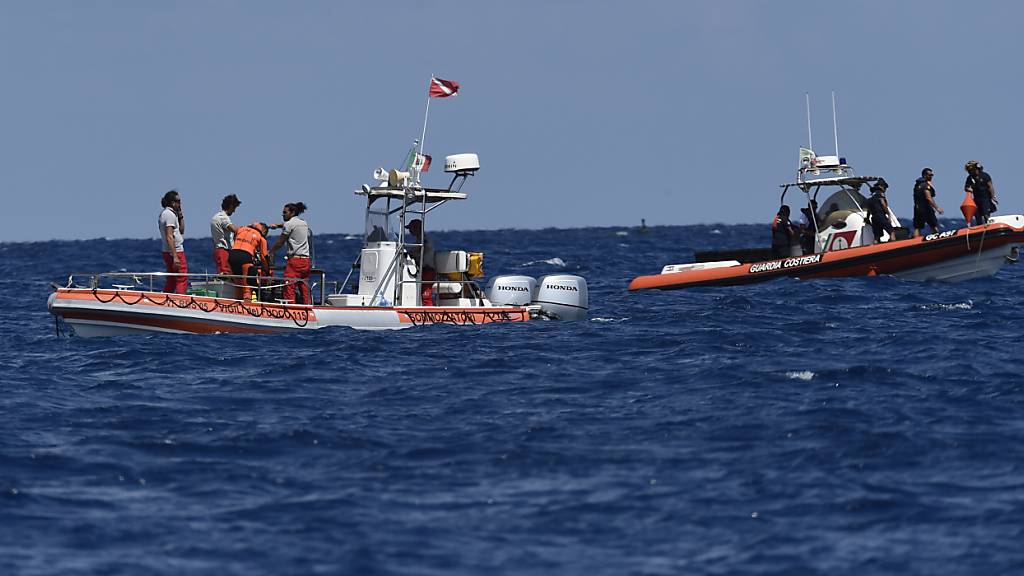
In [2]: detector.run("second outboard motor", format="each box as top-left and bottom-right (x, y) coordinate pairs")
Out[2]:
(533, 274), (589, 320)
(485, 275), (536, 306)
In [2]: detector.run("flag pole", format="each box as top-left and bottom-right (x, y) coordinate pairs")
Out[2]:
(416, 77), (433, 184)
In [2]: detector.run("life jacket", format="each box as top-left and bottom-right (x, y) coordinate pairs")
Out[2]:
(968, 172), (991, 199)
(231, 226), (266, 256)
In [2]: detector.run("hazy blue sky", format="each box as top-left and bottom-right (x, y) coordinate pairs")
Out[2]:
(2, 1), (1022, 242)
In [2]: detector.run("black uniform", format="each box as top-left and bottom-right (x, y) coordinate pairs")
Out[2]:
(965, 170), (994, 225)
(771, 213), (795, 258)
(913, 176), (939, 232)
(867, 189), (893, 242)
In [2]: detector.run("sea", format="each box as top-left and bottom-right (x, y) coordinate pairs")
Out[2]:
(2, 223), (1024, 576)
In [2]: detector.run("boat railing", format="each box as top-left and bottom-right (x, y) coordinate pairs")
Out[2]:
(397, 276), (487, 306)
(60, 270), (329, 305)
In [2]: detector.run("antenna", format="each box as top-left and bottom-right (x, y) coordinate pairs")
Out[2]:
(831, 91), (839, 158)
(805, 93), (813, 151)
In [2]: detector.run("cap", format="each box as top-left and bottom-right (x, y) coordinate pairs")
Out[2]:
(965, 160), (979, 170)
(405, 219), (422, 230)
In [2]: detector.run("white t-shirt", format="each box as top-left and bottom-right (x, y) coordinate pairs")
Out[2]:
(159, 207), (183, 253)
(210, 210), (234, 250)
(283, 217), (310, 258)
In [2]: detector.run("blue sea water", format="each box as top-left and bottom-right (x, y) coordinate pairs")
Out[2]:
(3, 225), (1024, 575)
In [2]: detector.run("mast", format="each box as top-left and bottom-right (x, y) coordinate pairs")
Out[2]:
(416, 76), (433, 184)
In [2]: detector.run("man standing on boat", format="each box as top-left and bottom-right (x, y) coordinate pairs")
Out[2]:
(867, 179), (894, 243)
(405, 219), (435, 305)
(912, 168), (943, 237)
(229, 222), (270, 301)
(211, 194), (241, 274)
(965, 160), (997, 225)
(269, 202), (311, 304)
(158, 190), (188, 294)
(771, 205), (797, 258)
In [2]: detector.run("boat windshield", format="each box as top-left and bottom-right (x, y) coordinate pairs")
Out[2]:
(818, 187), (868, 222)
(364, 205), (396, 242)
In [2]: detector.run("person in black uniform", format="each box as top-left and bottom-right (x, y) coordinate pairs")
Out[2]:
(912, 168), (944, 237)
(798, 200), (819, 254)
(964, 160), (997, 225)
(866, 179), (894, 243)
(771, 205), (797, 258)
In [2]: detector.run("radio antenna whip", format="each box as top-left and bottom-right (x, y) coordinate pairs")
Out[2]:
(805, 93), (813, 151)
(832, 91), (840, 158)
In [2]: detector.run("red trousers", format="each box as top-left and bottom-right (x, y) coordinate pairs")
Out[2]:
(162, 251), (189, 294)
(283, 257), (311, 304)
(213, 248), (231, 274)
(421, 267), (435, 306)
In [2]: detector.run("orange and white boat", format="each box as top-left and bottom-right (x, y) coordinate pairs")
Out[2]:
(48, 153), (588, 336)
(629, 153), (1024, 291)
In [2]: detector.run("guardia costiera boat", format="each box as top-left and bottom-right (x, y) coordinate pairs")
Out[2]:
(629, 152), (1024, 291)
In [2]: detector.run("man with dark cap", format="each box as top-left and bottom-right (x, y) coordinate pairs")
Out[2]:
(964, 160), (997, 226)
(912, 168), (943, 237)
(405, 219), (435, 305)
(866, 179), (894, 243)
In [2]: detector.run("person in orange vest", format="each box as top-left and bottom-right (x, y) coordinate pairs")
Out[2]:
(228, 222), (270, 300)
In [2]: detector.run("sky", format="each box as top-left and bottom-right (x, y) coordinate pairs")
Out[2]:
(2, 0), (1023, 242)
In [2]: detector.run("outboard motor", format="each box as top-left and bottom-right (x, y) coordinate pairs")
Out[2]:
(533, 274), (589, 320)
(485, 275), (536, 306)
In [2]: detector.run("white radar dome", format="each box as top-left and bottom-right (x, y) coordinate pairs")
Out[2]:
(444, 153), (480, 173)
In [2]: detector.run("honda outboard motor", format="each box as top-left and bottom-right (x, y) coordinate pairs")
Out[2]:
(533, 274), (588, 320)
(485, 275), (536, 306)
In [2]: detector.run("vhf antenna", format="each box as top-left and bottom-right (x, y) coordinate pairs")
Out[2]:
(831, 91), (840, 159)
(805, 93), (813, 151)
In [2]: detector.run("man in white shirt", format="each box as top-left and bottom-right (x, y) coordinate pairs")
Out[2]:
(269, 202), (311, 303)
(158, 190), (187, 294)
(210, 194), (241, 274)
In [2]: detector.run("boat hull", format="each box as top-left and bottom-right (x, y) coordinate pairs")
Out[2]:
(48, 289), (531, 337)
(628, 222), (1024, 291)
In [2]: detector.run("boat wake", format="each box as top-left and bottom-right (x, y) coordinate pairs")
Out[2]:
(519, 257), (566, 268)
(786, 370), (816, 381)
(914, 300), (974, 312)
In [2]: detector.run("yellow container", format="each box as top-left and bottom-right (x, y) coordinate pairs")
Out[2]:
(467, 252), (484, 278)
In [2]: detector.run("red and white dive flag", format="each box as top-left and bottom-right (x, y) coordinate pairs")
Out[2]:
(413, 153), (432, 172)
(429, 77), (460, 98)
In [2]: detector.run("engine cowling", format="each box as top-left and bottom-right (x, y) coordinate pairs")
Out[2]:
(533, 274), (588, 320)
(485, 275), (536, 306)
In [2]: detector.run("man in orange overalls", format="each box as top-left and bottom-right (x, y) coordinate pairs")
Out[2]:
(228, 222), (270, 300)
